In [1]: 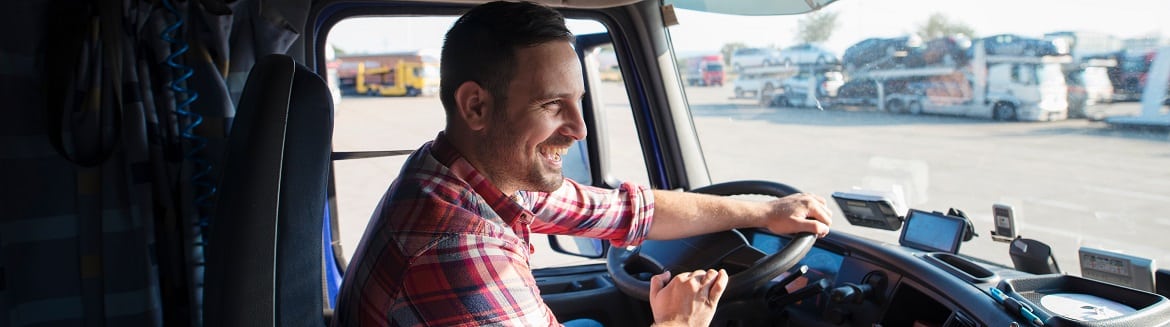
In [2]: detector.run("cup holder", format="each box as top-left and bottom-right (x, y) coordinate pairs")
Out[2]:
(924, 252), (999, 284)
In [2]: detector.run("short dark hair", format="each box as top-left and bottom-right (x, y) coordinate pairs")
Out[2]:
(440, 1), (574, 121)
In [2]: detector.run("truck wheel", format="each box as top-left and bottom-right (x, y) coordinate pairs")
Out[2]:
(908, 101), (923, 115)
(886, 100), (905, 113)
(993, 103), (1017, 121)
(761, 84), (776, 106)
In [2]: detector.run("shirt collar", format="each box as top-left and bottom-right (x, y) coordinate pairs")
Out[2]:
(431, 132), (531, 225)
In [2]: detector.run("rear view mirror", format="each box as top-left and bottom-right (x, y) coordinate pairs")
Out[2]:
(548, 235), (608, 259)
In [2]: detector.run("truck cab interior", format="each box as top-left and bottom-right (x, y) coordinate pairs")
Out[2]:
(4, 0), (1170, 326)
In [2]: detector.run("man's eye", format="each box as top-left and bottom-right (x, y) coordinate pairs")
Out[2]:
(542, 100), (563, 109)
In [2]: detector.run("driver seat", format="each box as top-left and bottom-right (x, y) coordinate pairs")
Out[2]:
(203, 54), (335, 326)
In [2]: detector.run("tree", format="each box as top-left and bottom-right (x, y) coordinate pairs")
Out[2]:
(917, 13), (976, 39)
(796, 11), (839, 44)
(720, 42), (747, 66)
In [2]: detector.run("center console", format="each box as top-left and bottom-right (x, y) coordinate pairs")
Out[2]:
(995, 275), (1170, 326)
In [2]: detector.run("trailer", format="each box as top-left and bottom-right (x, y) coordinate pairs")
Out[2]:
(847, 40), (1071, 121)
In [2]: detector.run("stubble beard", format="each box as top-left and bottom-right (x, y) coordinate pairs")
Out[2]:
(477, 124), (565, 194)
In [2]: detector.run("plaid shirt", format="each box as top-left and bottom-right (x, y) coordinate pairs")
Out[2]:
(332, 133), (655, 326)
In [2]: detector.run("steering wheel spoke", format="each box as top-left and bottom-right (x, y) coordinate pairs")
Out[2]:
(718, 241), (768, 273)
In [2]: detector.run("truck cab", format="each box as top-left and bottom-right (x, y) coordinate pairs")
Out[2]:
(3, 0), (1170, 326)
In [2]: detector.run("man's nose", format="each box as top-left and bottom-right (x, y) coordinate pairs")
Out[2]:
(560, 104), (587, 140)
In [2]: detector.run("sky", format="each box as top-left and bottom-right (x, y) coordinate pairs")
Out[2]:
(327, 0), (1170, 57)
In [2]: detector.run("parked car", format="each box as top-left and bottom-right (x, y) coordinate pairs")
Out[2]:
(774, 71), (845, 107)
(832, 78), (880, 106)
(979, 34), (1062, 57)
(733, 74), (784, 99)
(842, 36), (922, 72)
(730, 47), (782, 72)
(781, 71), (844, 97)
(778, 43), (839, 65)
(904, 36), (970, 68)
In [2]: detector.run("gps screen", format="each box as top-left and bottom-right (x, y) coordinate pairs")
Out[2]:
(900, 210), (965, 253)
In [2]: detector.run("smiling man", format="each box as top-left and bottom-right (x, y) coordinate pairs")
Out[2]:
(331, 2), (833, 326)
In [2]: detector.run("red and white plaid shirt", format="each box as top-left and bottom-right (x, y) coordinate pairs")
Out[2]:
(332, 133), (655, 326)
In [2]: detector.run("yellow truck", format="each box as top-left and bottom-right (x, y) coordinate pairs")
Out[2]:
(338, 52), (439, 97)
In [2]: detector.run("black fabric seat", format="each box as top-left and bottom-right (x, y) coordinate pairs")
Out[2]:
(204, 54), (334, 326)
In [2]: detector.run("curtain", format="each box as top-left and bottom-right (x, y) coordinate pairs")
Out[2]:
(0, 0), (303, 325)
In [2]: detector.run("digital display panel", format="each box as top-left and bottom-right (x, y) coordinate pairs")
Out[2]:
(1077, 247), (1156, 292)
(1083, 253), (1131, 277)
(831, 192), (903, 231)
(899, 209), (965, 254)
(750, 232), (844, 277)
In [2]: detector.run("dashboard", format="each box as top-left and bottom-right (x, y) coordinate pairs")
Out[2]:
(729, 229), (1170, 327)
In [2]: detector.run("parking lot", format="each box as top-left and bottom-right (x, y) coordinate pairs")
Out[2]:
(334, 81), (1170, 273)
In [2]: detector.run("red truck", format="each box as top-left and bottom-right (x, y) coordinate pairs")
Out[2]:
(680, 54), (725, 86)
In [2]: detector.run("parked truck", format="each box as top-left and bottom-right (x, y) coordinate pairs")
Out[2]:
(847, 37), (1071, 121)
(338, 52), (440, 97)
(679, 55), (725, 86)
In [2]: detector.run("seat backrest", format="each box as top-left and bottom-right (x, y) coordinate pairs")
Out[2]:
(203, 54), (334, 327)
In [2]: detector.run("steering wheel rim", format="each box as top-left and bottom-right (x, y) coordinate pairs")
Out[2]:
(606, 180), (818, 301)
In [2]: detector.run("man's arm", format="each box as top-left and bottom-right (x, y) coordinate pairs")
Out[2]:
(646, 189), (833, 240)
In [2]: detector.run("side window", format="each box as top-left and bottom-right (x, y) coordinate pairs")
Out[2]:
(327, 16), (648, 269)
(328, 17), (452, 261)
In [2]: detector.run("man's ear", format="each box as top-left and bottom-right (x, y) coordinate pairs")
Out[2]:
(454, 80), (493, 131)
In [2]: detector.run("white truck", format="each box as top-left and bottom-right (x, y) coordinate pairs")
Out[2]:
(848, 41), (1071, 121)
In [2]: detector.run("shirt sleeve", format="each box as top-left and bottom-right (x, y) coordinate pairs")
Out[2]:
(523, 179), (655, 248)
(399, 234), (561, 326)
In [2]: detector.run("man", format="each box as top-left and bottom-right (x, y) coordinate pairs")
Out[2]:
(331, 1), (832, 326)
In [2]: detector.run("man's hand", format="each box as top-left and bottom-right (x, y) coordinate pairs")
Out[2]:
(648, 269), (729, 327)
(762, 193), (833, 238)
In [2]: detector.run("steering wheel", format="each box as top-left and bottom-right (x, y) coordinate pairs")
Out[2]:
(606, 180), (817, 301)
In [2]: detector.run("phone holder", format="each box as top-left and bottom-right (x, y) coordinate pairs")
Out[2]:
(990, 230), (1020, 243)
(939, 208), (979, 242)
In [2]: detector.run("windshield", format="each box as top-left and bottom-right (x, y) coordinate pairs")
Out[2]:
(667, 0), (1170, 274)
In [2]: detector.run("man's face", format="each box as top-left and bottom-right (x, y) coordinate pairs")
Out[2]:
(475, 40), (587, 194)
